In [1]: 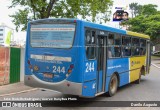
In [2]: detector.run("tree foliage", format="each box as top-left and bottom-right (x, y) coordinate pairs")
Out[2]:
(141, 4), (158, 16)
(123, 3), (160, 42)
(129, 3), (142, 18)
(129, 3), (158, 17)
(9, 0), (113, 31)
(126, 15), (160, 39)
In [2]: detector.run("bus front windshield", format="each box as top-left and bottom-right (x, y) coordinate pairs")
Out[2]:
(30, 23), (76, 48)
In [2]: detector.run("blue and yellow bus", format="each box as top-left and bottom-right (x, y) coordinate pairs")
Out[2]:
(25, 19), (151, 97)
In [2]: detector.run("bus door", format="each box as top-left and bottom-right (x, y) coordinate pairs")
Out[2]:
(96, 33), (107, 94)
(146, 40), (151, 74)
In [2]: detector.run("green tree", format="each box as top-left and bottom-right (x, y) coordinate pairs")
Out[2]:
(129, 3), (142, 18)
(122, 3), (160, 43)
(141, 4), (158, 16)
(123, 14), (160, 41)
(9, 0), (113, 31)
(136, 5), (143, 15)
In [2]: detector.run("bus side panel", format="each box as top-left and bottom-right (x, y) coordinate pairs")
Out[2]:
(65, 21), (83, 83)
(82, 61), (97, 97)
(82, 80), (96, 97)
(81, 22), (97, 97)
(119, 72), (130, 86)
(105, 76), (111, 92)
(129, 56), (146, 82)
(83, 61), (97, 81)
(106, 58), (129, 91)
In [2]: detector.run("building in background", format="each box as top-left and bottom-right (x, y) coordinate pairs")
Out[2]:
(0, 23), (14, 46)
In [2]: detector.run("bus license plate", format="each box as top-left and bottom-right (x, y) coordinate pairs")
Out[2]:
(43, 73), (53, 78)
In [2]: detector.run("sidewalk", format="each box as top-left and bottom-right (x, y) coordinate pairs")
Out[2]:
(0, 82), (37, 97)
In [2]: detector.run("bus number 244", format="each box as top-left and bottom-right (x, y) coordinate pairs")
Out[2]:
(53, 66), (65, 73)
(86, 62), (94, 72)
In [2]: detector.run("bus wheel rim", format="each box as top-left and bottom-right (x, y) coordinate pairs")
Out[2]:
(110, 76), (117, 93)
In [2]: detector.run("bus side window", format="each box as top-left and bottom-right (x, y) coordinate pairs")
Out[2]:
(132, 38), (140, 47)
(86, 46), (96, 59)
(108, 34), (114, 45)
(140, 39), (146, 55)
(140, 39), (146, 47)
(108, 33), (121, 58)
(132, 47), (140, 56)
(122, 36), (131, 57)
(108, 46), (115, 58)
(122, 47), (131, 57)
(85, 29), (96, 59)
(132, 37), (140, 56)
(108, 34), (114, 58)
(114, 47), (121, 57)
(140, 47), (145, 55)
(115, 34), (121, 45)
(122, 36), (131, 46)
(85, 30), (91, 44)
(91, 31), (95, 44)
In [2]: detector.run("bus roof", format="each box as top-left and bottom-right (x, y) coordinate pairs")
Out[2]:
(78, 19), (150, 39)
(127, 31), (150, 39)
(29, 18), (150, 39)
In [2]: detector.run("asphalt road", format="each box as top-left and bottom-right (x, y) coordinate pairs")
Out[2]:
(0, 63), (160, 110)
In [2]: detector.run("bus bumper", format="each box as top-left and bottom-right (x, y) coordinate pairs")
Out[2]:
(24, 75), (82, 96)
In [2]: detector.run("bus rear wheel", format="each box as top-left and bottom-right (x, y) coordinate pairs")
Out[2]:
(108, 74), (118, 97)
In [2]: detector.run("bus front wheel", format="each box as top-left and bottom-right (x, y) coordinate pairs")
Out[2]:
(108, 74), (118, 97)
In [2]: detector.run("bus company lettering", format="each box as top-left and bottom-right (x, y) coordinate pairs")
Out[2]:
(108, 65), (122, 69)
(35, 59), (62, 64)
(131, 61), (140, 66)
(31, 54), (71, 62)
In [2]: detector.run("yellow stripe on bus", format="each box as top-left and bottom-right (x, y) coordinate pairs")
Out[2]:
(129, 56), (146, 82)
(127, 31), (150, 39)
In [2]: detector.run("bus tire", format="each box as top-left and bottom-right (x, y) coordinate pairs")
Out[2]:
(135, 69), (142, 84)
(108, 74), (118, 97)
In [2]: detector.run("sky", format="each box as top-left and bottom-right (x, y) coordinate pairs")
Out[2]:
(113, 0), (160, 10)
(0, 0), (25, 42)
(0, 0), (160, 42)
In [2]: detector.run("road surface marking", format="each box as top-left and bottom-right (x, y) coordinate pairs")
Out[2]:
(151, 63), (160, 69)
(0, 88), (38, 97)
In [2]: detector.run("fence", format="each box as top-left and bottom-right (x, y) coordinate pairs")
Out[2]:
(10, 47), (21, 84)
(0, 47), (10, 86)
(0, 47), (22, 86)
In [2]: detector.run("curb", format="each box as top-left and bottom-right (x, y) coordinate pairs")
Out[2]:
(0, 88), (38, 97)
(151, 63), (160, 69)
